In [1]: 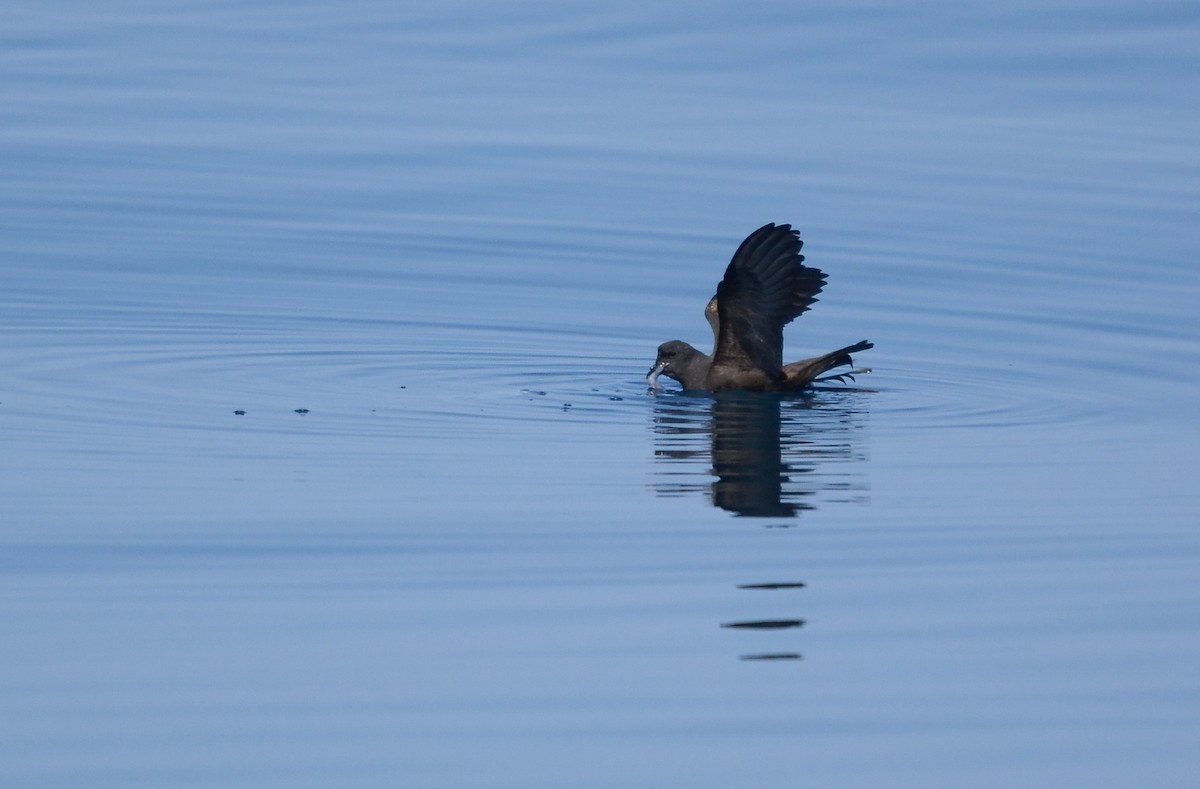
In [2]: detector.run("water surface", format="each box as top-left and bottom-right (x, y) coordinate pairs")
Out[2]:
(3, 1), (1199, 787)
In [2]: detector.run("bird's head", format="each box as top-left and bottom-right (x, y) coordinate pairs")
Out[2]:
(647, 340), (699, 389)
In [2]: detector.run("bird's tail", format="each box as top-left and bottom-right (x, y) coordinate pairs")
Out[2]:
(784, 340), (874, 388)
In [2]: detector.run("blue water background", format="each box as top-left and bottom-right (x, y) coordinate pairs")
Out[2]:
(3, 1), (1199, 786)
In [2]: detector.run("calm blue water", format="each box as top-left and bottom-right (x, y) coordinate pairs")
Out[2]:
(3, 1), (1199, 786)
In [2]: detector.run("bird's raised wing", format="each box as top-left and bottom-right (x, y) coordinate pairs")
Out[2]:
(711, 223), (827, 379)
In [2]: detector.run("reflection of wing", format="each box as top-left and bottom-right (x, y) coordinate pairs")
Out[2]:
(710, 393), (797, 517)
(712, 224), (826, 379)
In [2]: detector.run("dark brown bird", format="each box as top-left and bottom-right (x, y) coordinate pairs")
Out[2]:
(647, 223), (872, 392)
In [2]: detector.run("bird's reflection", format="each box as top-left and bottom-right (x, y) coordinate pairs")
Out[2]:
(648, 389), (871, 660)
(649, 390), (869, 517)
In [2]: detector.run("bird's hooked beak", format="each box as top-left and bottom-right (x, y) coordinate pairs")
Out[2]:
(646, 359), (668, 389)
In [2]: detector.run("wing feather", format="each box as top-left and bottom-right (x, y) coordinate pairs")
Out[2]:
(711, 223), (826, 380)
